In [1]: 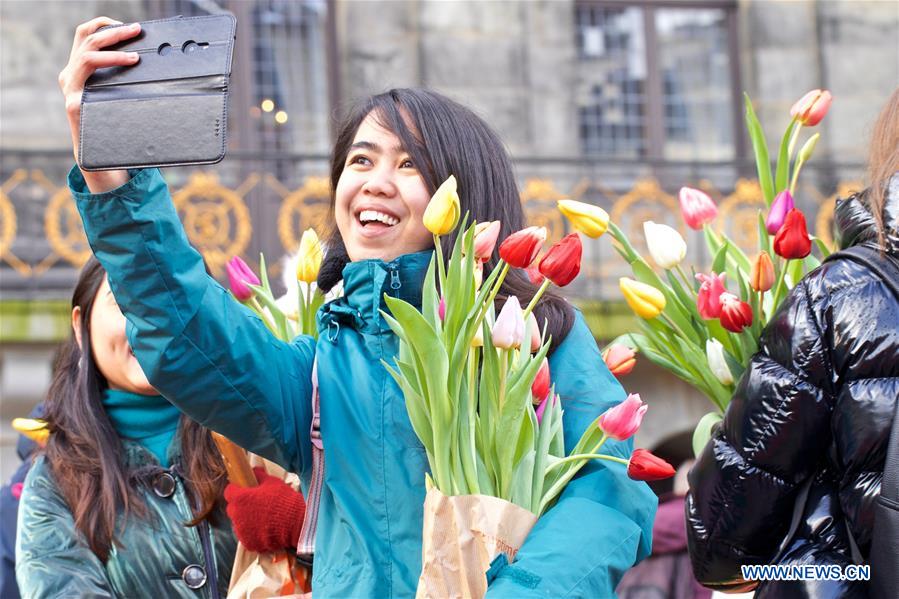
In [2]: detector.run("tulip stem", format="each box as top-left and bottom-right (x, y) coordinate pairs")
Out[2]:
(660, 313), (692, 345)
(544, 453), (629, 475)
(787, 122), (802, 162)
(475, 262), (510, 329)
(433, 234), (447, 294)
(772, 259), (789, 307)
(249, 298), (277, 335)
(675, 265), (697, 297)
(523, 279), (552, 320)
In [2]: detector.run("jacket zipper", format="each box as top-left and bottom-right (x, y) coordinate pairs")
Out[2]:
(198, 518), (220, 598)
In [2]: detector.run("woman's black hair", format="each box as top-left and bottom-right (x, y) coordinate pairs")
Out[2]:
(318, 88), (575, 351)
(41, 257), (227, 561)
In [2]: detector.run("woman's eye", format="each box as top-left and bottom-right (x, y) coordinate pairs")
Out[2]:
(349, 154), (371, 166)
(400, 158), (414, 168)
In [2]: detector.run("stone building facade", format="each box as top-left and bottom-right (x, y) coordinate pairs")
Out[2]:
(1, 0), (896, 479)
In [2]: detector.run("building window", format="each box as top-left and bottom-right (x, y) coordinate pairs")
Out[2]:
(575, 1), (740, 161)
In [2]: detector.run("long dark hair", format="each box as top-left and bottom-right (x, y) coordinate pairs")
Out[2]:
(42, 257), (227, 562)
(318, 88), (575, 350)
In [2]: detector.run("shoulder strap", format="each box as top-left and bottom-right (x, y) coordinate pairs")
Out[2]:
(296, 357), (323, 567)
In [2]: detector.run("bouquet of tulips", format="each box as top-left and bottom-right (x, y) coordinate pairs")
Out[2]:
(382, 176), (674, 598)
(596, 89), (834, 455)
(226, 227), (327, 342)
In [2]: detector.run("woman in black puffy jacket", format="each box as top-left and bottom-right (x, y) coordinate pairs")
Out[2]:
(686, 88), (899, 598)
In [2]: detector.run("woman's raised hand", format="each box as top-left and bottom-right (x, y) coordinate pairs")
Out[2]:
(59, 17), (142, 192)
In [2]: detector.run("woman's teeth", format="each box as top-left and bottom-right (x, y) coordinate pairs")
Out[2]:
(359, 210), (399, 227)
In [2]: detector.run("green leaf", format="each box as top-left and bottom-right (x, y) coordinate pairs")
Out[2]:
(812, 237), (833, 259)
(757, 211), (771, 256)
(774, 119), (798, 196)
(692, 412), (723, 457)
(712, 244), (728, 275)
(744, 92), (775, 205)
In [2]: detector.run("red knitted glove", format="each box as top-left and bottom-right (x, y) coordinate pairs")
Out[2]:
(224, 467), (306, 553)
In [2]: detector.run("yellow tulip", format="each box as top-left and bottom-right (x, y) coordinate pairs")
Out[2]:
(423, 175), (461, 236)
(296, 228), (323, 284)
(557, 199), (609, 238)
(12, 418), (49, 446)
(619, 278), (666, 319)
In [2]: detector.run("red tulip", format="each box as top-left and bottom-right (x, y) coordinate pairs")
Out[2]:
(719, 293), (753, 333)
(226, 256), (260, 302)
(525, 264), (545, 286)
(678, 187), (718, 230)
(598, 394), (647, 441)
(627, 449), (676, 481)
(773, 208), (812, 259)
(499, 226), (546, 268)
(531, 358), (550, 402)
(790, 89), (832, 127)
(538, 233), (582, 287)
(602, 344), (636, 377)
(695, 272), (727, 319)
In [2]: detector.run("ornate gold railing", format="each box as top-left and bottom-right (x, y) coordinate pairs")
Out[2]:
(0, 163), (861, 299)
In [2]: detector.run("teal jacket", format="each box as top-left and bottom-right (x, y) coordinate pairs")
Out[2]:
(71, 166), (656, 598)
(16, 440), (236, 598)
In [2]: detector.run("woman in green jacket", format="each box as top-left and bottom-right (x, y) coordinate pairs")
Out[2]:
(58, 17), (657, 597)
(15, 258), (237, 598)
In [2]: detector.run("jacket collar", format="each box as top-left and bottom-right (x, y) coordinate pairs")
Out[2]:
(318, 250), (433, 335)
(835, 174), (899, 254)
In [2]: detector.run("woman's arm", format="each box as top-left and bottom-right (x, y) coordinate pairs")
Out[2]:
(486, 313), (657, 598)
(60, 17), (315, 475)
(16, 460), (114, 598)
(685, 277), (835, 591)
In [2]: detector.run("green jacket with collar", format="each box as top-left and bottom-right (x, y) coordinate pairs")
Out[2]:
(16, 440), (236, 598)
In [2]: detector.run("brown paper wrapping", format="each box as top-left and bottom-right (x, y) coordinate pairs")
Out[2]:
(226, 454), (311, 599)
(416, 487), (538, 599)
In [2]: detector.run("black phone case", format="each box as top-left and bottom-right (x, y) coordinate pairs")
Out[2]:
(78, 14), (236, 171)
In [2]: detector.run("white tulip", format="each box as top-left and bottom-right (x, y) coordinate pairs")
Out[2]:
(706, 339), (734, 385)
(643, 221), (687, 269)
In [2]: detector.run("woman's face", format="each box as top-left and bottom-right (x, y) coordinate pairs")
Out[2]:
(73, 277), (156, 395)
(335, 112), (434, 262)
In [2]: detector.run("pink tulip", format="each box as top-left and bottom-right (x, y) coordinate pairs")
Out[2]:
(473, 221), (502, 262)
(602, 344), (636, 377)
(695, 272), (727, 319)
(790, 89), (832, 127)
(11, 482), (23, 500)
(535, 395), (551, 424)
(766, 190), (795, 235)
(598, 393), (647, 441)
(438, 297), (446, 321)
(226, 256), (260, 302)
(491, 296), (525, 349)
(531, 358), (550, 402)
(678, 187), (718, 230)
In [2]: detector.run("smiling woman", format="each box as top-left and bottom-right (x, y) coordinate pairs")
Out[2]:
(334, 115), (434, 262)
(57, 15), (656, 598)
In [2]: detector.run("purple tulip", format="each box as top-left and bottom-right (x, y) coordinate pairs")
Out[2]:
(226, 256), (260, 302)
(766, 190), (795, 235)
